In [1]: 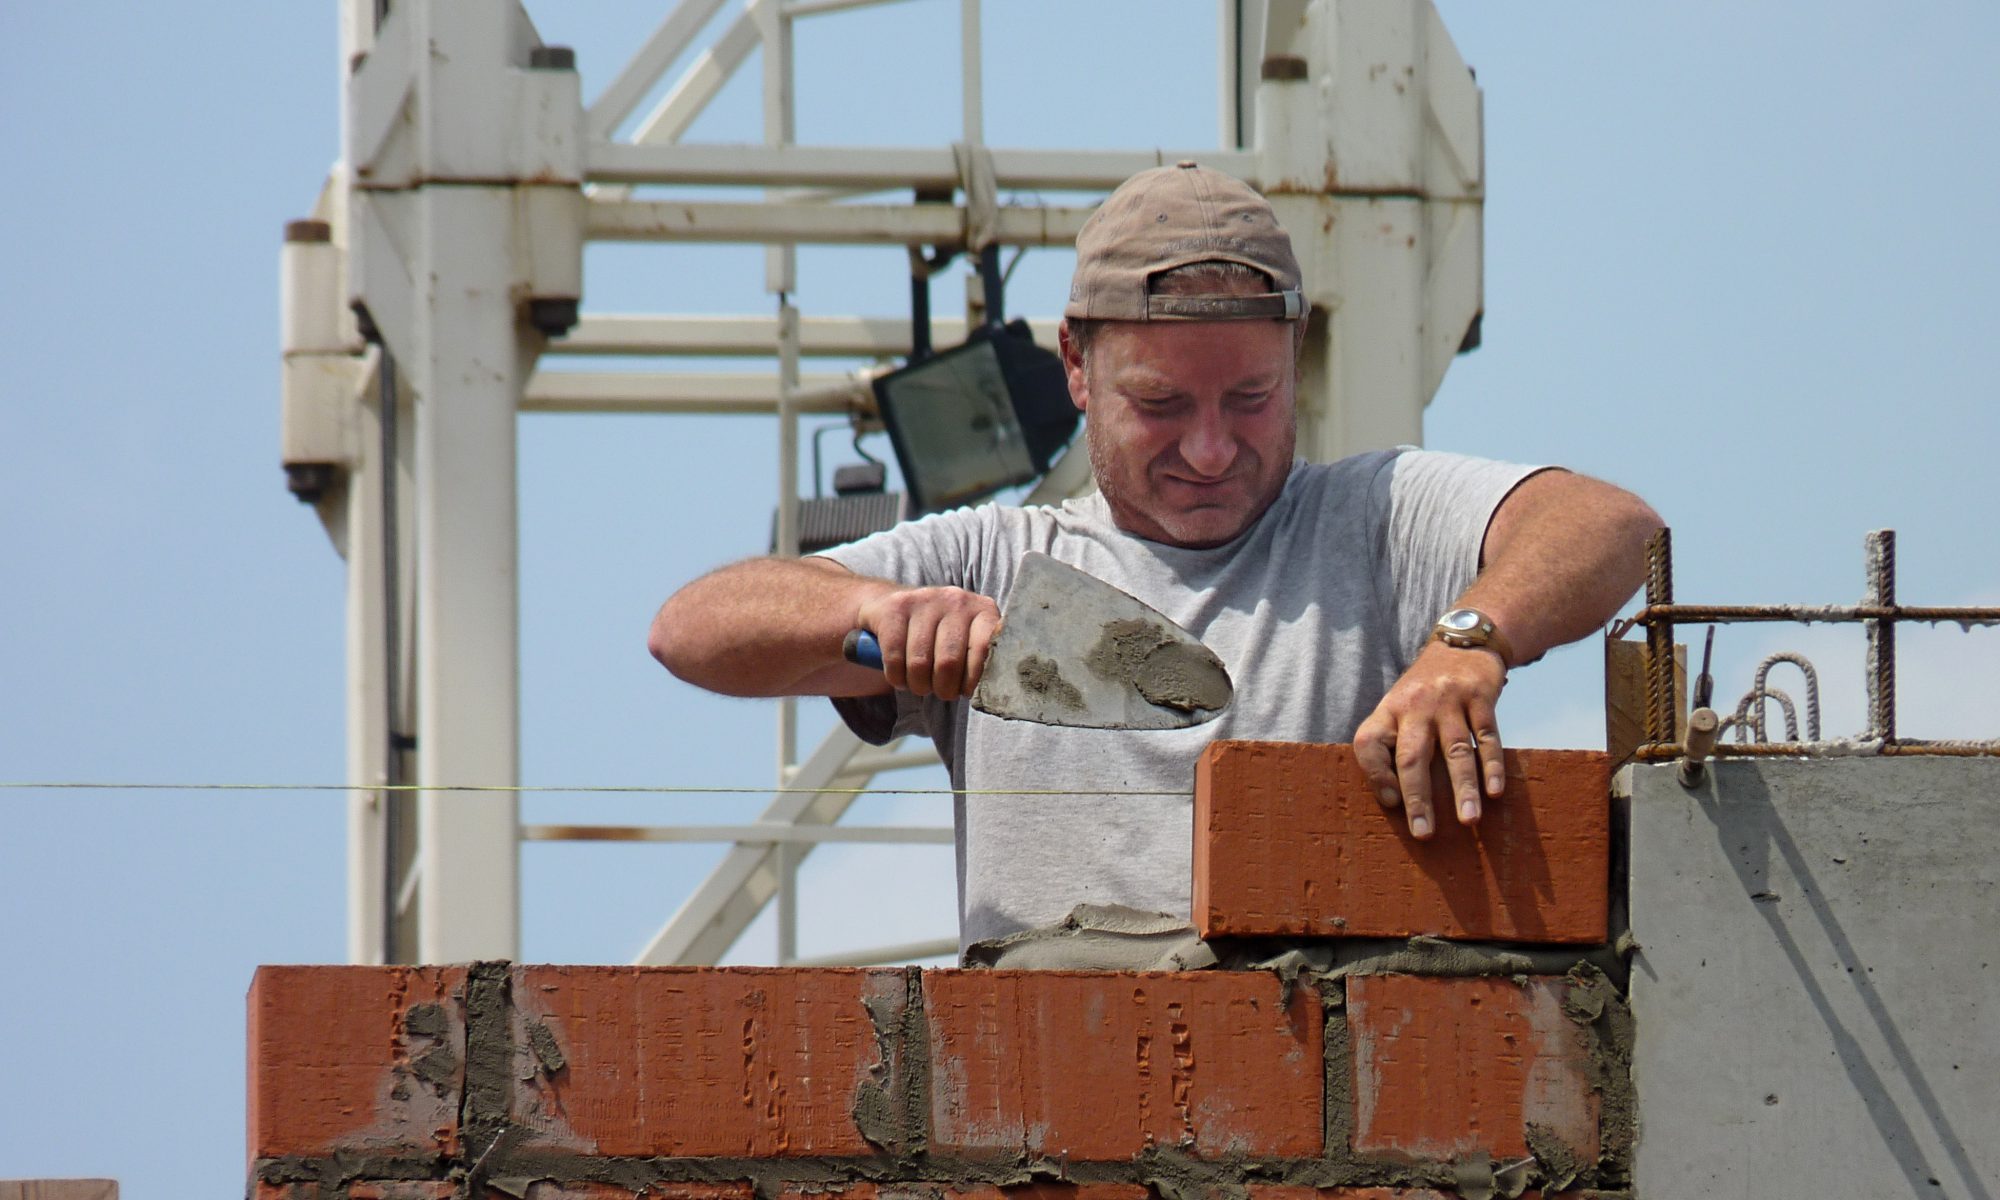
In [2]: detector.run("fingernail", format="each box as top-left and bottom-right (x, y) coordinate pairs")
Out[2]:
(1411, 815), (1431, 837)
(1460, 800), (1479, 821)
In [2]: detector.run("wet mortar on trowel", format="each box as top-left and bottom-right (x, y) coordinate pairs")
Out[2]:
(1085, 617), (1232, 713)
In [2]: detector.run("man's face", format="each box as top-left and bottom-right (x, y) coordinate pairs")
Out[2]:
(1061, 314), (1297, 549)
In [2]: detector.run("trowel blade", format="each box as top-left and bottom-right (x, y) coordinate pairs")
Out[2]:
(971, 552), (1233, 730)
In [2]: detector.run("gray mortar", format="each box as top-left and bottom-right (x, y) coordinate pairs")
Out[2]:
(1013, 654), (1084, 710)
(852, 966), (929, 1162)
(1134, 641), (1231, 712)
(461, 961), (516, 1170)
(254, 1150), (446, 1196)
(1217, 934), (1627, 993)
(1525, 1122), (1586, 1192)
(1083, 618), (1230, 714)
(1562, 963), (1636, 1188)
(524, 1018), (566, 1075)
(1321, 990), (1354, 1169)
(405, 1002), (460, 1093)
(1084, 617), (1172, 682)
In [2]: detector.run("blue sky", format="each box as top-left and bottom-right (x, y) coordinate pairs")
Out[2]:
(3, 2), (1997, 1196)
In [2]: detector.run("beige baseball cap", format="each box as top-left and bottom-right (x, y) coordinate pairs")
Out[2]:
(1064, 160), (1307, 323)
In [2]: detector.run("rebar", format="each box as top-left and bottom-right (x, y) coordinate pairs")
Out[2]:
(1635, 739), (2000, 760)
(1619, 527), (1996, 762)
(1865, 529), (1897, 742)
(1644, 528), (1675, 747)
(1631, 604), (2000, 625)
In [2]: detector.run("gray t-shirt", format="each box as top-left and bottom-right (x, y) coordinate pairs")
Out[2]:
(820, 448), (1542, 949)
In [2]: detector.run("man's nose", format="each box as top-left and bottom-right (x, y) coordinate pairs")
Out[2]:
(1179, 404), (1238, 477)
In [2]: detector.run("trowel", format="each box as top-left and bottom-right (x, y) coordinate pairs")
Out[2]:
(842, 552), (1233, 729)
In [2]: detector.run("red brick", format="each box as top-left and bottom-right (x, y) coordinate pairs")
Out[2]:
(1253, 1190), (1458, 1200)
(1347, 975), (1599, 1163)
(509, 965), (905, 1155)
(504, 1186), (752, 1200)
(1194, 742), (1609, 944)
(925, 969), (1323, 1159)
(247, 965), (466, 1160)
(785, 1187), (1149, 1200)
(350, 1185), (456, 1200)
(1251, 1189), (1575, 1199)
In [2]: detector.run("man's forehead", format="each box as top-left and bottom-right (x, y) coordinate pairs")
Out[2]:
(1097, 323), (1294, 381)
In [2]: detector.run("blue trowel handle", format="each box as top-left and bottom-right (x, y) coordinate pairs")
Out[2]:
(842, 629), (883, 670)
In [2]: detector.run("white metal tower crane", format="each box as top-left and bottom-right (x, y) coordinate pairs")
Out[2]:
(278, 0), (1484, 965)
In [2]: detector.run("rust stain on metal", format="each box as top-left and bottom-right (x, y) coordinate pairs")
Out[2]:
(1633, 603), (2000, 626)
(530, 824), (651, 842)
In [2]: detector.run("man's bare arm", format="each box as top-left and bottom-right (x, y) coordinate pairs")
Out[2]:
(1354, 469), (1662, 837)
(649, 557), (1000, 701)
(1457, 469), (1661, 664)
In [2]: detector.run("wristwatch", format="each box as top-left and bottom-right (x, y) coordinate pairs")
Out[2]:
(1432, 607), (1515, 666)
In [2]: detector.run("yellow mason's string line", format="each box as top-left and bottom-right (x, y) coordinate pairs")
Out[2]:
(0, 781), (1191, 797)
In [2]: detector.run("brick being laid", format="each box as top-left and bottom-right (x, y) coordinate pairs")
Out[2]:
(1193, 742), (1610, 943)
(924, 969), (1324, 1160)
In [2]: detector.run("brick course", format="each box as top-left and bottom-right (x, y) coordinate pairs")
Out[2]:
(247, 749), (1624, 1197)
(1193, 742), (1610, 943)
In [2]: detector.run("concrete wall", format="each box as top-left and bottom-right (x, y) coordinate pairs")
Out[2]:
(1624, 758), (2000, 1198)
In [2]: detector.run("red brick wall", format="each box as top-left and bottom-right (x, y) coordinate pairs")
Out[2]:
(249, 743), (1626, 1199)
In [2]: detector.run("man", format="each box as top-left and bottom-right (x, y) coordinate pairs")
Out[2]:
(651, 162), (1660, 953)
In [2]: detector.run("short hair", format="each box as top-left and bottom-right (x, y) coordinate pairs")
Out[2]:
(1067, 260), (1289, 367)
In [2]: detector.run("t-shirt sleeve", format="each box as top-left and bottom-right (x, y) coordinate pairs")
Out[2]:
(1374, 449), (1549, 668)
(814, 508), (989, 745)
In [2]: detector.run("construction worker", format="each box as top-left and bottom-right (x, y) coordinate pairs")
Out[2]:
(651, 163), (1659, 956)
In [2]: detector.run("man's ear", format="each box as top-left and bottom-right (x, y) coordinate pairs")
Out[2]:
(1057, 320), (1089, 414)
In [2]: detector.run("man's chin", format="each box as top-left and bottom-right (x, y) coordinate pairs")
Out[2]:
(1150, 506), (1253, 549)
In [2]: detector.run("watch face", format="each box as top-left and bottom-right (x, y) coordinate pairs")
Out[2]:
(1442, 609), (1482, 633)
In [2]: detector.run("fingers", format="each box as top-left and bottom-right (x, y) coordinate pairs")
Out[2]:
(1358, 708), (1444, 838)
(928, 605), (1000, 698)
(1435, 708), (1482, 826)
(1469, 693), (1506, 800)
(858, 587), (1001, 701)
(1353, 643), (1512, 839)
(902, 606), (941, 696)
(1353, 712), (1401, 810)
(1393, 720), (1437, 838)
(964, 609), (1001, 693)
(866, 605), (913, 692)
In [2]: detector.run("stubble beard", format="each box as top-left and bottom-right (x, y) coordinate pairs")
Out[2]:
(1083, 415), (1295, 550)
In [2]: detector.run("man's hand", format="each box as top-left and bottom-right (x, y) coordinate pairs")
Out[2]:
(1353, 640), (1509, 838)
(649, 558), (998, 700)
(855, 585), (1001, 701)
